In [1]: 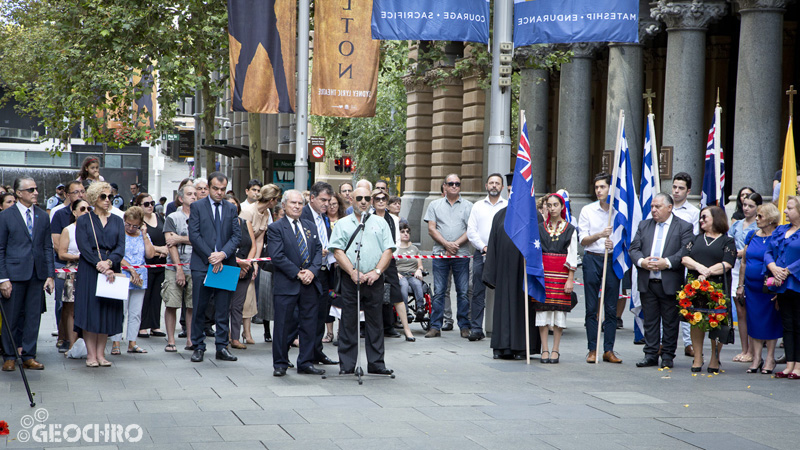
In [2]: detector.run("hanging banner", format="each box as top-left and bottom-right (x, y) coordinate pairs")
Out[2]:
(311, 0), (380, 118)
(371, 0), (490, 45)
(228, 0), (296, 114)
(514, 0), (638, 48)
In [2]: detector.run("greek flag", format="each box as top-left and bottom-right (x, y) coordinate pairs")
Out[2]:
(609, 126), (642, 280)
(557, 189), (572, 224)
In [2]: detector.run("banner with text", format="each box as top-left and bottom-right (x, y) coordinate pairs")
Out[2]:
(312, 0), (380, 118)
(371, 0), (490, 45)
(228, 0), (296, 114)
(513, 0), (638, 47)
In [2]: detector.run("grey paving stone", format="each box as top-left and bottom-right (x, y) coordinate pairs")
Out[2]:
(345, 421), (427, 438)
(415, 405), (493, 421)
(191, 442), (265, 450)
(250, 397), (318, 410)
(398, 436), (488, 450)
(308, 395), (379, 409)
(213, 425), (290, 441)
(100, 388), (161, 402)
(134, 399), (199, 413)
(233, 409), (307, 425)
(73, 400), (138, 414)
(410, 419), (491, 437)
(195, 397), (262, 412)
(268, 385), (331, 397)
(294, 407), (372, 424)
(259, 438), (340, 450)
(364, 393), (439, 408)
(147, 426), (222, 444)
(155, 387), (218, 401)
(666, 432), (775, 450)
(477, 391), (549, 406)
(170, 411), (243, 427)
(279, 423), (361, 440)
(587, 391), (668, 404)
(106, 412), (177, 429)
(425, 393), (495, 407)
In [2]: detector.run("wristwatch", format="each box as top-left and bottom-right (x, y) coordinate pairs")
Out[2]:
(374, 268), (382, 275)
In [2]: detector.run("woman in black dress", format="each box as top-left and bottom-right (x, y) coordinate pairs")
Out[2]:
(226, 195), (258, 350)
(135, 193), (169, 338)
(74, 182), (125, 367)
(681, 206), (737, 373)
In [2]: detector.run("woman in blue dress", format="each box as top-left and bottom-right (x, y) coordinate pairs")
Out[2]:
(728, 192), (761, 363)
(74, 182), (125, 367)
(736, 203), (782, 374)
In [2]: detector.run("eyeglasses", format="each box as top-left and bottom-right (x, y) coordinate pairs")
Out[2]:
(141, 201), (155, 207)
(373, 196), (387, 202)
(124, 223), (141, 230)
(446, 182), (461, 187)
(355, 196), (371, 202)
(19, 187), (38, 193)
(98, 193), (109, 201)
(699, 216), (709, 221)
(69, 190), (86, 195)
(78, 206), (88, 212)
(756, 214), (764, 219)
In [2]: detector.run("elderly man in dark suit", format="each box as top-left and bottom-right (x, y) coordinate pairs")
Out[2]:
(188, 172), (241, 363)
(300, 181), (338, 366)
(0, 177), (55, 372)
(268, 189), (324, 377)
(630, 193), (694, 369)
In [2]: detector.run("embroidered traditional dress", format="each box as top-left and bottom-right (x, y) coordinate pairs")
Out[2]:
(535, 220), (578, 328)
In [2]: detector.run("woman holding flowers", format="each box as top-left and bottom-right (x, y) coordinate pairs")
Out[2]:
(681, 206), (737, 373)
(737, 203), (782, 374)
(765, 196), (800, 379)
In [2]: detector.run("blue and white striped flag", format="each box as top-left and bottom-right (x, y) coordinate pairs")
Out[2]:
(609, 126), (642, 280)
(640, 120), (657, 221)
(556, 189), (572, 224)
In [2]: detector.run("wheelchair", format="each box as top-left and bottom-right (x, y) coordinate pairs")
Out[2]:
(404, 270), (432, 331)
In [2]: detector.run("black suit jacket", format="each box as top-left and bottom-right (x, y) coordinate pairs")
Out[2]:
(267, 216), (322, 296)
(188, 197), (241, 271)
(300, 204), (331, 239)
(0, 205), (55, 281)
(629, 214), (694, 295)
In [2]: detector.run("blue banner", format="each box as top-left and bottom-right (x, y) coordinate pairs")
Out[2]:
(371, 0), (490, 45)
(513, 0), (638, 47)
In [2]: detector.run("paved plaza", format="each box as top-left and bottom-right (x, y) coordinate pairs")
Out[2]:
(2, 276), (800, 450)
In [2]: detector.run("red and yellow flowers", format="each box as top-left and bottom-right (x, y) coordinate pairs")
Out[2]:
(677, 277), (730, 331)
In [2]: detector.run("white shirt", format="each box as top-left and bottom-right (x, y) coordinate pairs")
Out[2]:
(16, 202), (35, 230)
(467, 195), (507, 251)
(110, 206), (125, 219)
(50, 202), (67, 220)
(309, 207), (335, 265)
(578, 200), (616, 254)
(637, 214), (674, 278)
(291, 218), (308, 249)
(673, 201), (699, 235)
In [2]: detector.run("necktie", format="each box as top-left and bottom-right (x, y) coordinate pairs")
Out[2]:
(294, 220), (309, 268)
(653, 222), (665, 278)
(323, 215), (331, 235)
(26, 209), (33, 237)
(317, 215), (329, 248)
(214, 202), (222, 252)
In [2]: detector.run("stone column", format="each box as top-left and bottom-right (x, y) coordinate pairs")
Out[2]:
(556, 42), (602, 210)
(460, 72), (486, 194)
(518, 47), (551, 193)
(733, 0), (787, 200)
(604, 2), (661, 183)
(652, 0), (727, 193)
(400, 77), (434, 244)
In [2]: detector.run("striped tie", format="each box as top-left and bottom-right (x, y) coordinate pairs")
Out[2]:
(26, 209), (33, 237)
(294, 220), (309, 268)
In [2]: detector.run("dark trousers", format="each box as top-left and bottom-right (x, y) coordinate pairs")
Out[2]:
(272, 283), (319, 370)
(54, 260), (65, 331)
(140, 269), (164, 329)
(190, 271), (231, 352)
(312, 269), (332, 361)
(338, 275), (386, 372)
(583, 253), (620, 352)
(470, 250), (486, 332)
(778, 290), (800, 362)
(1, 279), (44, 362)
(641, 280), (679, 360)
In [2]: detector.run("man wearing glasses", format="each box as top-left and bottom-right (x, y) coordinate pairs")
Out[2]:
(339, 182), (354, 210)
(423, 174), (473, 338)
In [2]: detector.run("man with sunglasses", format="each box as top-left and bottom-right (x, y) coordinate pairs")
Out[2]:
(423, 174), (473, 338)
(0, 177), (55, 371)
(329, 187), (396, 376)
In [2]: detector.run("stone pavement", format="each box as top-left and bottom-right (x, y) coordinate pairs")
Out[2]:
(3, 275), (800, 449)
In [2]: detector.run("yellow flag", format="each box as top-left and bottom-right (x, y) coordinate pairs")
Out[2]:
(779, 118), (797, 224)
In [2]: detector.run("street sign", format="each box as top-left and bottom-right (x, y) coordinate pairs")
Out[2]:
(309, 136), (325, 162)
(164, 133), (179, 141)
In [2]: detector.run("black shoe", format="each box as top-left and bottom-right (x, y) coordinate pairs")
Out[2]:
(384, 329), (401, 338)
(150, 330), (166, 337)
(315, 356), (339, 365)
(185, 344), (197, 351)
(264, 335), (272, 343)
(468, 331), (485, 341)
(636, 357), (659, 368)
(691, 366), (702, 372)
(660, 358), (674, 369)
(58, 340), (70, 353)
(633, 338), (645, 345)
(288, 362), (295, 369)
(178, 330), (187, 338)
(368, 368), (394, 375)
(707, 366), (720, 374)
(204, 328), (215, 337)
(273, 368), (286, 377)
(190, 348), (205, 362)
(215, 348), (238, 361)
(405, 336), (416, 342)
(298, 366), (325, 375)
(137, 332), (150, 338)
(441, 323), (454, 331)
(339, 368), (355, 375)
(616, 317), (623, 329)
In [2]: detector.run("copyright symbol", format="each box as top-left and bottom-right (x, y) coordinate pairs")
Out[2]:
(20, 415), (33, 428)
(34, 408), (48, 422)
(17, 429), (30, 442)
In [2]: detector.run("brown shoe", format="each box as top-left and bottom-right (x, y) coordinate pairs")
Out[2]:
(603, 351), (622, 363)
(684, 345), (695, 357)
(22, 359), (44, 370)
(2, 360), (15, 372)
(460, 328), (471, 338)
(586, 350), (597, 363)
(425, 329), (441, 338)
(230, 341), (247, 350)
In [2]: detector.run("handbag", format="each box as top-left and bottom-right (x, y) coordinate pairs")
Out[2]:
(709, 271), (735, 345)
(89, 214), (127, 301)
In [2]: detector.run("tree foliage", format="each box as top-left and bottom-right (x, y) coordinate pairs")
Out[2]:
(0, 0), (228, 153)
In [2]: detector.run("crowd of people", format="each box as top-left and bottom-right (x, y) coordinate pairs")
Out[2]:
(2, 160), (800, 381)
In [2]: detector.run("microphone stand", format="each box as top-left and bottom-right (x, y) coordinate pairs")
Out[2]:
(353, 211), (367, 385)
(0, 298), (36, 406)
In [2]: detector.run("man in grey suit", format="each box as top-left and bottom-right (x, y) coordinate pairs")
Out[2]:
(630, 193), (694, 369)
(0, 177), (55, 372)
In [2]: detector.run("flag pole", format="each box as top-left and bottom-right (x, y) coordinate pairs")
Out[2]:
(596, 109), (624, 364)
(521, 109), (531, 365)
(643, 89), (660, 194)
(713, 89), (722, 206)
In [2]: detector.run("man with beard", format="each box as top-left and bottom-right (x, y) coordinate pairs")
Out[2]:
(465, 174), (506, 341)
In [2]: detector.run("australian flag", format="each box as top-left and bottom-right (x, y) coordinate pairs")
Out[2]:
(700, 108), (725, 208)
(505, 114), (546, 301)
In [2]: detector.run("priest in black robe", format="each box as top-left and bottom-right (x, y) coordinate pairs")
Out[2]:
(482, 206), (542, 360)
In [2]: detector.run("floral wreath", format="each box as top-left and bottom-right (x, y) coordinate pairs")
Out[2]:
(677, 276), (730, 331)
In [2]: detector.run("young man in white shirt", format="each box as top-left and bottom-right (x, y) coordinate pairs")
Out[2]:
(670, 172), (700, 357)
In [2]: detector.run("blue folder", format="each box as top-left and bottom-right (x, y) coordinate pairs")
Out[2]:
(204, 265), (241, 291)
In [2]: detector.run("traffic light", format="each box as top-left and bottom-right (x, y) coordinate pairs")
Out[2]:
(343, 155), (353, 173)
(334, 158), (342, 172)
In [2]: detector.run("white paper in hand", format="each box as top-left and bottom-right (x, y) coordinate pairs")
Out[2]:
(96, 273), (130, 300)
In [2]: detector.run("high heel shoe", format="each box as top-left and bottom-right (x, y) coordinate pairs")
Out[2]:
(708, 365), (720, 374)
(746, 361), (763, 374)
(775, 371), (789, 378)
(691, 366), (702, 372)
(761, 360), (776, 375)
(405, 335), (416, 342)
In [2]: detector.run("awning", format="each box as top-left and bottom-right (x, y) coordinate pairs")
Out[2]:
(200, 144), (273, 159)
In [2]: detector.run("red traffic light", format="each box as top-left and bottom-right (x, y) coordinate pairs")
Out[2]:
(343, 156), (352, 172)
